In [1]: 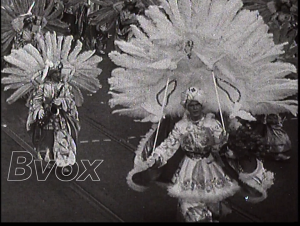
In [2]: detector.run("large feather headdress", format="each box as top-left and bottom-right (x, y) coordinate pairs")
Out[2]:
(88, 0), (161, 31)
(108, 0), (298, 123)
(242, 0), (298, 73)
(1, 0), (71, 56)
(1, 31), (103, 106)
(87, 0), (161, 51)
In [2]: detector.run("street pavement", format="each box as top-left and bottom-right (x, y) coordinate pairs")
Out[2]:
(1, 45), (298, 222)
(1, 130), (120, 222)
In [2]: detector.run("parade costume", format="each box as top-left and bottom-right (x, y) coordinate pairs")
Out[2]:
(146, 88), (241, 222)
(27, 69), (79, 167)
(1, 0), (70, 56)
(1, 31), (102, 169)
(87, 0), (160, 51)
(130, 88), (275, 222)
(242, 0), (298, 78)
(107, 0), (297, 222)
(262, 114), (292, 161)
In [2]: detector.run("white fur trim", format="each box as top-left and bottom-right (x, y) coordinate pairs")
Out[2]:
(126, 125), (158, 192)
(167, 181), (240, 203)
(126, 168), (149, 192)
(239, 159), (275, 203)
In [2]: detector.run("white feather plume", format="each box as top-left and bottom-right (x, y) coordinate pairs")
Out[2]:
(108, 0), (298, 123)
(2, 31), (103, 106)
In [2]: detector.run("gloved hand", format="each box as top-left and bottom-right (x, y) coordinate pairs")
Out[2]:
(147, 153), (163, 169)
(220, 131), (229, 144)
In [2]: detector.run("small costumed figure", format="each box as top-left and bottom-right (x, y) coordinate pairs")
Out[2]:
(1, 31), (102, 172)
(224, 117), (275, 201)
(87, 0), (160, 52)
(262, 114), (292, 161)
(227, 113), (293, 162)
(1, 0), (70, 57)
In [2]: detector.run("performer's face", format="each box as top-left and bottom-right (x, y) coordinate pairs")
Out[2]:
(48, 70), (61, 82)
(187, 100), (202, 118)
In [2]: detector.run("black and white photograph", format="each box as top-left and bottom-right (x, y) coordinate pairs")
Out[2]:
(1, 0), (298, 222)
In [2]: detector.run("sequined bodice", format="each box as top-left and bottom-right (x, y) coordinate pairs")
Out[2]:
(180, 118), (214, 154)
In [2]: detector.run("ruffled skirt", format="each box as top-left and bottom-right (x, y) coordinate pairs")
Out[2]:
(167, 154), (240, 203)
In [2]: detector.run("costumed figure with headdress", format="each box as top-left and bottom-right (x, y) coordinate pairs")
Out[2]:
(242, 0), (298, 69)
(135, 87), (276, 222)
(259, 113), (292, 161)
(1, 0), (70, 57)
(1, 31), (102, 170)
(107, 0), (298, 222)
(145, 87), (258, 222)
(87, 0), (160, 52)
(27, 63), (80, 169)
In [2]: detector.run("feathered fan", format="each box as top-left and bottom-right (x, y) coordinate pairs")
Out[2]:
(242, 0), (298, 76)
(1, 0), (71, 56)
(1, 31), (102, 106)
(242, 0), (298, 25)
(108, 0), (298, 125)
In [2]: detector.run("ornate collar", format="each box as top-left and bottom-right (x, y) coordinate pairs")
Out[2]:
(190, 116), (205, 124)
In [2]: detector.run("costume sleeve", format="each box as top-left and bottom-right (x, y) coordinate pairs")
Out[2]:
(207, 117), (227, 152)
(53, 84), (79, 120)
(26, 85), (44, 130)
(147, 121), (183, 167)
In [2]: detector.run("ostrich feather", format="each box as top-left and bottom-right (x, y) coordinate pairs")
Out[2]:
(6, 83), (34, 104)
(71, 84), (84, 107)
(109, 51), (154, 69)
(4, 82), (32, 91)
(36, 34), (47, 60)
(23, 44), (45, 67)
(108, 0), (298, 123)
(61, 35), (74, 61)
(4, 55), (33, 71)
(45, 31), (53, 62)
(9, 49), (41, 71)
(68, 40), (83, 63)
(2, 75), (31, 85)
(114, 40), (150, 59)
(2, 31), (102, 105)
(130, 25), (153, 46)
(1, 68), (29, 77)
(1, 0), (70, 56)
(50, 30), (58, 62)
(74, 50), (97, 64)
(252, 100), (298, 116)
(79, 55), (102, 67)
